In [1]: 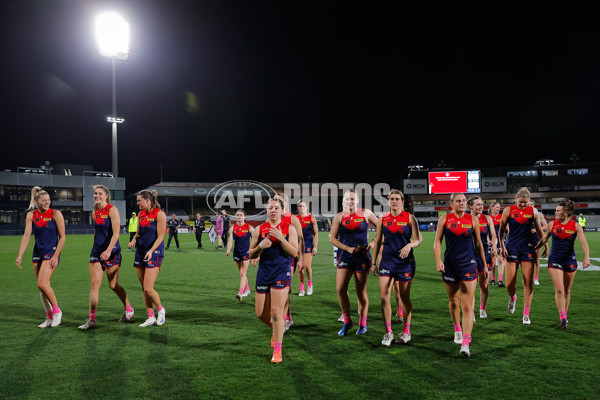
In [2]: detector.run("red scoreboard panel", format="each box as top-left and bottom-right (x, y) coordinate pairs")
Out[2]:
(428, 171), (481, 194)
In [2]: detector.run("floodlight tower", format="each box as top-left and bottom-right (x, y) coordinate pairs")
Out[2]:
(96, 12), (130, 177)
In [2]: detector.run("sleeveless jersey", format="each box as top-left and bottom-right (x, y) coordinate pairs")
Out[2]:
(257, 221), (292, 281)
(32, 208), (59, 256)
(477, 214), (490, 254)
(297, 214), (314, 248)
(282, 212), (292, 225)
(91, 204), (121, 257)
(443, 213), (478, 265)
(232, 222), (251, 253)
(137, 208), (164, 256)
(548, 219), (577, 262)
(490, 213), (502, 238)
(338, 209), (369, 249)
(506, 205), (536, 251)
(381, 211), (413, 262)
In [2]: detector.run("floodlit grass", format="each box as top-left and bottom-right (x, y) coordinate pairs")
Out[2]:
(1, 232), (599, 399)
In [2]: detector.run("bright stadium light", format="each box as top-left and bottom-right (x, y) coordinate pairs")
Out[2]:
(96, 12), (130, 177)
(96, 13), (130, 60)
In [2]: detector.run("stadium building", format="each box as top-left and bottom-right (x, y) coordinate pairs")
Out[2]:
(0, 162), (126, 234)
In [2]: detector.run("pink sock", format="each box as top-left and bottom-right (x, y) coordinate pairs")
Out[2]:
(89, 310), (96, 321)
(147, 310), (155, 318)
(274, 342), (282, 352)
(462, 334), (472, 346)
(359, 316), (367, 327)
(454, 323), (462, 332)
(491, 274), (495, 280)
(307, 280), (312, 287)
(244, 283), (249, 291)
(499, 274), (504, 281)
(397, 307), (404, 318)
(559, 310), (567, 320)
(403, 323), (411, 335)
(510, 295), (517, 302)
(534, 275), (539, 280)
(480, 303), (485, 310)
(52, 305), (60, 314)
(385, 321), (392, 334)
(299, 283), (305, 291)
(283, 315), (290, 322)
(125, 304), (133, 312)
(238, 288), (244, 295)
(46, 311), (53, 319)
(343, 313), (351, 324)
(157, 306), (164, 312)
(523, 306), (531, 317)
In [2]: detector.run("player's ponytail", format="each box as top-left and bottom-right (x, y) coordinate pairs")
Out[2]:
(28, 186), (48, 210)
(137, 190), (161, 210)
(559, 200), (575, 217)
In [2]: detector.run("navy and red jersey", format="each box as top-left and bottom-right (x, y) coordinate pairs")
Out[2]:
(380, 211), (414, 262)
(548, 220), (578, 262)
(490, 213), (502, 238)
(257, 221), (293, 282)
(232, 222), (251, 253)
(443, 213), (478, 265)
(137, 208), (164, 256)
(477, 214), (490, 253)
(297, 214), (314, 249)
(91, 204), (121, 257)
(281, 211), (293, 225)
(506, 205), (536, 251)
(338, 209), (369, 249)
(31, 208), (59, 257)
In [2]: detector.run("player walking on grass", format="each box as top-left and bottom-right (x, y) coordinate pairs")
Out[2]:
(534, 200), (591, 329)
(274, 193), (304, 331)
(296, 199), (318, 296)
(499, 187), (545, 325)
(79, 185), (134, 330)
(467, 196), (497, 320)
(128, 190), (167, 327)
(249, 198), (298, 363)
(16, 186), (66, 328)
(330, 190), (379, 336)
(528, 200), (548, 286)
(488, 202), (505, 287)
(371, 189), (421, 347)
(226, 209), (254, 301)
(433, 192), (487, 357)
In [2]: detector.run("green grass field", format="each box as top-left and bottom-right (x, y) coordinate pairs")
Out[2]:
(1, 232), (599, 399)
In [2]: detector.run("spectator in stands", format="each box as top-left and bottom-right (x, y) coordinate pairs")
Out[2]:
(194, 213), (205, 249)
(166, 213), (181, 250)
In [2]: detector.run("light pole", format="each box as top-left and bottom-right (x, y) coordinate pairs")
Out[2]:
(96, 12), (129, 177)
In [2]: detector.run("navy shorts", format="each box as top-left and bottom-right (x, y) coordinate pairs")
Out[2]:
(233, 250), (249, 262)
(90, 252), (122, 270)
(379, 261), (416, 282)
(255, 269), (291, 293)
(506, 248), (535, 263)
(442, 260), (478, 284)
(32, 252), (59, 265)
(548, 256), (578, 273)
(336, 252), (371, 273)
(134, 250), (164, 269)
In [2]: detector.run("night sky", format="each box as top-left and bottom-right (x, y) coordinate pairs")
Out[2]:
(2, 1), (600, 194)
